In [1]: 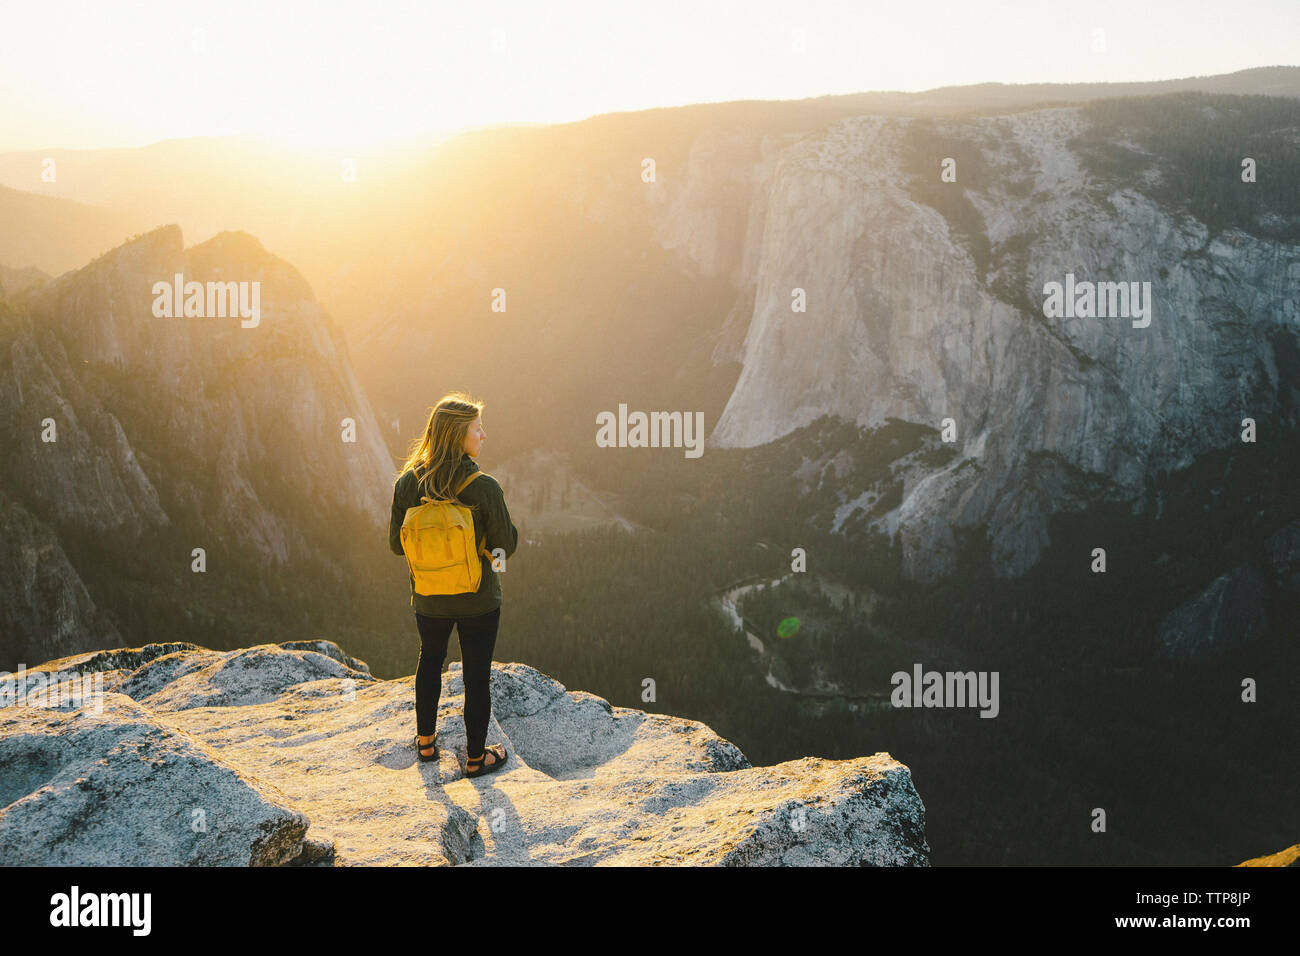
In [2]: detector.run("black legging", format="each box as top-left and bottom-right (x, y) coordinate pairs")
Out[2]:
(414, 607), (501, 757)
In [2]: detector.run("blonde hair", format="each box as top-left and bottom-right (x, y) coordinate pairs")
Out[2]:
(398, 391), (484, 507)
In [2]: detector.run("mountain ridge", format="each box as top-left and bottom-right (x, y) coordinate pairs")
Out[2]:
(0, 226), (398, 670)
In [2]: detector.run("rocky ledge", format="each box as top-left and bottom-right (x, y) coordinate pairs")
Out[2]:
(0, 641), (930, 866)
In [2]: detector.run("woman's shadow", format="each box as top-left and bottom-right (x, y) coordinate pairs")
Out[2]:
(406, 671), (533, 863)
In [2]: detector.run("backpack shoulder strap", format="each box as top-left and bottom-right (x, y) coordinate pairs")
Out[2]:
(454, 471), (494, 558)
(455, 471), (487, 494)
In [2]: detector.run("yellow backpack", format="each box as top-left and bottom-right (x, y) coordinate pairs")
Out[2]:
(400, 470), (493, 595)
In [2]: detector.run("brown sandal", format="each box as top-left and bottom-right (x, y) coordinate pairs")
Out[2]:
(464, 744), (507, 778)
(415, 734), (439, 762)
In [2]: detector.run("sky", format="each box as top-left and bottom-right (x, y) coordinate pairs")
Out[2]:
(0, 0), (1296, 153)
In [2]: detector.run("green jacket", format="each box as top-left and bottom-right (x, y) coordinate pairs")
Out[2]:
(389, 452), (519, 618)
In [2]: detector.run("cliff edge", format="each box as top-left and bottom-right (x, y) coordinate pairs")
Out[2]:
(0, 641), (930, 866)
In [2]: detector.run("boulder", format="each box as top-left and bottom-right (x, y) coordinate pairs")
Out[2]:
(0, 691), (310, 865)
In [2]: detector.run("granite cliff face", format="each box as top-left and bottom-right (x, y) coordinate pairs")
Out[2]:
(649, 106), (1300, 580)
(0, 227), (393, 667)
(0, 641), (930, 866)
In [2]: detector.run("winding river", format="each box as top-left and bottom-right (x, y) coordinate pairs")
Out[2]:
(712, 574), (892, 714)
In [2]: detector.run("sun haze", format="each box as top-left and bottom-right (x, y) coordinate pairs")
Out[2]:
(1, 0), (1298, 153)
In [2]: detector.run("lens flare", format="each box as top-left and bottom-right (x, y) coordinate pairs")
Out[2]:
(777, 616), (801, 639)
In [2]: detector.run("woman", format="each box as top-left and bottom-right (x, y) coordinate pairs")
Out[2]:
(389, 392), (519, 778)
